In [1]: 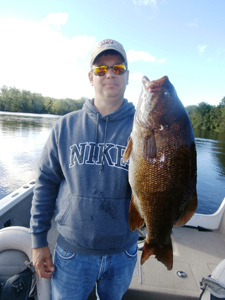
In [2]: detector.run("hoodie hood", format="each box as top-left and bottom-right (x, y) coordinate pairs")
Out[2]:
(83, 98), (135, 121)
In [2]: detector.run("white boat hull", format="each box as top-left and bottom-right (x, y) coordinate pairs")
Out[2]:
(0, 182), (225, 300)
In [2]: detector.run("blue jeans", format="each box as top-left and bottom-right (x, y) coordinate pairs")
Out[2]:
(51, 243), (137, 300)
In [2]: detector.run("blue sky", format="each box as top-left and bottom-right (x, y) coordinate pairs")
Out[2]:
(0, 0), (224, 107)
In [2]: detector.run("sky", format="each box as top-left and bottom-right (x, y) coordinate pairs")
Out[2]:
(0, 0), (224, 108)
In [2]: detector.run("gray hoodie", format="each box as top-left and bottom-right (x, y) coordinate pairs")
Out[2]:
(30, 99), (139, 255)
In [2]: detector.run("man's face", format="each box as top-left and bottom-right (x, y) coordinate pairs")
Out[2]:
(88, 53), (129, 105)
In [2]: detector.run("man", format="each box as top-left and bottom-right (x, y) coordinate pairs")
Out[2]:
(30, 39), (139, 300)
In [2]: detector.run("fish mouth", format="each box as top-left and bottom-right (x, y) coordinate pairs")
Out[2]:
(135, 76), (172, 130)
(143, 76), (168, 93)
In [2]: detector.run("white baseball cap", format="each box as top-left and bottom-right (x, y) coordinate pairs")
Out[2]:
(90, 39), (128, 67)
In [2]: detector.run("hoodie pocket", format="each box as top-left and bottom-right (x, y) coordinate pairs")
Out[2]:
(125, 243), (138, 258)
(55, 192), (72, 224)
(55, 194), (135, 252)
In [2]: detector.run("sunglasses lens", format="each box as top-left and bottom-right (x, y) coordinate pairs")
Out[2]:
(93, 64), (126, 76)
(113, 64), (126, 75)
(93, 66), (108, 76)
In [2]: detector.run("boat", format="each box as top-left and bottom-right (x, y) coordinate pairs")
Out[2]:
(0, 180), (225, 300)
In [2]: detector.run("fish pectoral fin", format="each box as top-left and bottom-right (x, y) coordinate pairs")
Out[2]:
(129, 194), (144, 231)
(143, 132), (156, 160)
(141, 239), (173, 271)
(175, 191), (198, 226)
(123, 137), (133, 163)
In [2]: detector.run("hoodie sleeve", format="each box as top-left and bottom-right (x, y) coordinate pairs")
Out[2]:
(30, 123), (63, 248)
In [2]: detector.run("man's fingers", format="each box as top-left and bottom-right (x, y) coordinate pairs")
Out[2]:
(45, 257), (55, 272)
(32, 246), (55, 278)
(37, 262), (54, 278)
(42, 260), (55, 278)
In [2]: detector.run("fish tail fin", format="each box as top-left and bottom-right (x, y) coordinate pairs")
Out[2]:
(155, 240), (173, 270)
(141, 239), (173, 270)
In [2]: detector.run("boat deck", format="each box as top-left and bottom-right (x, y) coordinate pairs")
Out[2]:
(125, 226), (225, 299)
(46, 219), (225, 300)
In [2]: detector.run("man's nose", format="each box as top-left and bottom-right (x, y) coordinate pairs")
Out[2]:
(106, 67), (115, 77)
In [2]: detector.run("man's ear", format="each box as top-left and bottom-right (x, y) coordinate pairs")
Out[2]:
(88, 72), (94, 86)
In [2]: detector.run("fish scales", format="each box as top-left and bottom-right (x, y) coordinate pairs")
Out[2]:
(123, 75), (197, 270)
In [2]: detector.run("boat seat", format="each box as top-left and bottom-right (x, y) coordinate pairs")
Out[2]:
(0, 226), (51, 300)
(0, 249), (29, 283)
(200, 259), (225, 300)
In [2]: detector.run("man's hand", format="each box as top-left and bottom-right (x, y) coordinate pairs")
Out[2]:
(32, 246), (55, 278)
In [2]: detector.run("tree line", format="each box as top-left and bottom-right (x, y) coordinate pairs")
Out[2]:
(186, 98), (225, 132)
(0, 86), (225, 132)
(0, 86), (86, 115)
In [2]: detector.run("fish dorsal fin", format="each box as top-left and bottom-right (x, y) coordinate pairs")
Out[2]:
(143, 131), (156, 161)
(123, 137), (133, 163)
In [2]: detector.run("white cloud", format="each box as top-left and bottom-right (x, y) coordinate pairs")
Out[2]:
(157, 58), (166, 63)
(216, 47), (225, 56)
(129, 72), (144, 82)
(127, 49), (156, 63)
(186, 18), (198, 28)
(42, 12), (68, 30)
(133, 0), (157, 6)
(127, 49), (166, 64)
(198, 44), (207, 55)
(0, 14), (96, 99)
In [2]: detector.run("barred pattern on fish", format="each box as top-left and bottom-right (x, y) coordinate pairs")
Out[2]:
(123, 76), (197, 270)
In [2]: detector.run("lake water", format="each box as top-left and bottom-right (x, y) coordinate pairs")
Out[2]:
(0, 112), (225, 214)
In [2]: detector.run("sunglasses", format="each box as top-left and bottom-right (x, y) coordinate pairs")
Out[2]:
(92, 64), (127, 76)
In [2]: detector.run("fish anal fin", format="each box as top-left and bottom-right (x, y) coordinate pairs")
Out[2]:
(143, 131), (156, 161)
(141, 239), (173, 271)
(175, 192), (198, 226)
(123, 137), (133, 163)
(129, 194), (144, 231)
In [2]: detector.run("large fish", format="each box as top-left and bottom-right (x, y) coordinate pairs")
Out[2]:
(123, 76), (197, 270)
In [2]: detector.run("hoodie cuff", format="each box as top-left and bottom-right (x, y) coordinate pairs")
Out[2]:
(31, 232), (48, 249)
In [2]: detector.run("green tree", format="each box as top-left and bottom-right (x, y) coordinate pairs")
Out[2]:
(0, 86), (85, 115)
(218, 97), (225, 131)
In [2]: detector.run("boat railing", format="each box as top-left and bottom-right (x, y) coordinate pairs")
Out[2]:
(0, 180), (35, 216)
(185, 197), (225, 231)
(0, 181), (225, 234)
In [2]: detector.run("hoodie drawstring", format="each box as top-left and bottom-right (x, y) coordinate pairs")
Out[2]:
(99, 116), (109, 174)
(93, 113), (99, 159)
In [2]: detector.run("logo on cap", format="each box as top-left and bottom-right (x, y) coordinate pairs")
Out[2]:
(98, 39), (118, 48)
